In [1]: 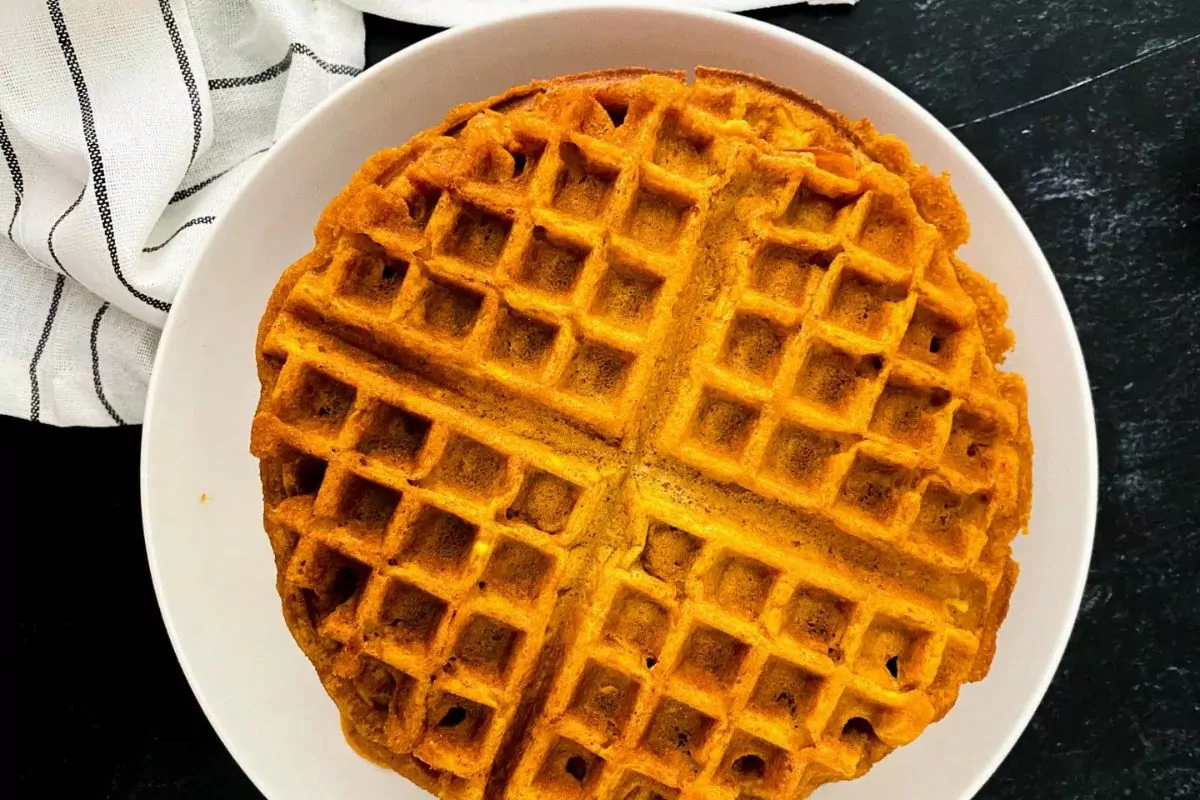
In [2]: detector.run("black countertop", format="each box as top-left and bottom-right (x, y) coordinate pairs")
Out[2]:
(9, 2), (1199, 798)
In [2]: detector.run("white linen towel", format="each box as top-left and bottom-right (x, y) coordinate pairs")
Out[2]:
(0, 0), (854, 426)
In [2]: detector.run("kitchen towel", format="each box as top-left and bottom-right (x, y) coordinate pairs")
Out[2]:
(0, 0), (853, 426)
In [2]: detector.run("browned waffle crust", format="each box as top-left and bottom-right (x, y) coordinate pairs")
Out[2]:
(251, 67), (1032, 800)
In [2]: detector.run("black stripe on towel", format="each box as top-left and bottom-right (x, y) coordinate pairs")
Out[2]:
(291, 43), (360, 77)
(48, 185), (86, 280)
(208, 42), (360, 90)
(48, 0), (171, 312)
(142, 215), (214, 252)
(168, 146), (269, 204)
(157, 0), (204, 167)
(29, 274), (67, 422)
(90, 302), (125, 424)
(0, 113), (24, 241)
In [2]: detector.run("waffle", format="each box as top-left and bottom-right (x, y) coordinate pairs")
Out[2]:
(251, 67), (1032, 800)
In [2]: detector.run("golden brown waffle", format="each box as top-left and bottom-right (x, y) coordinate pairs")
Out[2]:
(251, 67), (1032, 800)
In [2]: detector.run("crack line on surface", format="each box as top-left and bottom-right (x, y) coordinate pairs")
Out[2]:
(948, 31), (1200, 131)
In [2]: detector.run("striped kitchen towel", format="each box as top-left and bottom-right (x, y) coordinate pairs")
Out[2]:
(0, 0), (853, 426)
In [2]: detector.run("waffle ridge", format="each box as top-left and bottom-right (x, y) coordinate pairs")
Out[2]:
(252, 67), (1032, 800)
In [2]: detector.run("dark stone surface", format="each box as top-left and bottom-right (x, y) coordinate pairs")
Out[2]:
(9, 2), (1199, 798)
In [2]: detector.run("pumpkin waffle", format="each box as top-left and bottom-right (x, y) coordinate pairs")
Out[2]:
(251, 67), (1032, 800)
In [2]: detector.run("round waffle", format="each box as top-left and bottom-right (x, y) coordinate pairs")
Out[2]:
(251, 67), (1032, 800)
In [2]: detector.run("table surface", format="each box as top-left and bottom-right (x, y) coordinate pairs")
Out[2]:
(9, 2), (1200, 798)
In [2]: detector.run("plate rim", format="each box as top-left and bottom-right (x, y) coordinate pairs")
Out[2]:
(141, 5), (1099, 799)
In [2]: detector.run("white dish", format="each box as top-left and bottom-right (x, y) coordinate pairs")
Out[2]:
(141, 5), (1097, 799)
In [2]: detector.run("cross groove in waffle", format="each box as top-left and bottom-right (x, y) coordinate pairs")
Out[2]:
(254, 67), (1031, 800)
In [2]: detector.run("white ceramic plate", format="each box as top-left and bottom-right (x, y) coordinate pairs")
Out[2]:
(141, 5), (1097, 799)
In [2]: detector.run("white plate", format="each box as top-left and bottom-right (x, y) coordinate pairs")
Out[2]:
(141, 5), (1097, 799)
(349, 0), (822, 30)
